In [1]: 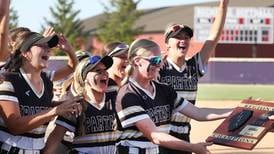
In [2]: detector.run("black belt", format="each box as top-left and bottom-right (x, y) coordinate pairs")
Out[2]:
(116, 145), (146, 154)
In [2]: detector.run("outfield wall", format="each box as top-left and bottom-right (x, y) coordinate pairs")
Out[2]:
(48, 57), (274, 84)
(200, 58), (274, 84)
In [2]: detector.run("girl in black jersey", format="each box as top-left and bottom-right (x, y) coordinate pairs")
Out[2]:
(0, 30), (82, 154)
(159, 1), (230, 153)
(115, 39), (233, 154)
(44, 55), (121, 154)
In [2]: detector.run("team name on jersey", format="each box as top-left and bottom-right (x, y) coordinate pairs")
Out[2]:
(160, 76), (198, 91)
(85, 114), (116, 133)
(146, 104), (171, 123)
(20, 105), (50, 116)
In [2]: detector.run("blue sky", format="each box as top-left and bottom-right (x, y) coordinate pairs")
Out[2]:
(12, 0), (216, 31)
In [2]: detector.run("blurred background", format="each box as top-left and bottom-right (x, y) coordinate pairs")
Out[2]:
(9, 0), (274, 153)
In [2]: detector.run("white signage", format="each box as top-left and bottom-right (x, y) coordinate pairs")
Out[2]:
(194, 7), (274, 44)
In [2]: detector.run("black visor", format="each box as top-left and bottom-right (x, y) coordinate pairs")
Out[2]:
(20, 32), (59, 52)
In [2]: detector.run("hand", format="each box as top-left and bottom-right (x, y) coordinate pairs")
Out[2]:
(0, 0), (10, 17)
(42, 26), (56, 37)
(57, 34), (74, 54)
(220, 0), (229, 8)
(43, 27), (74, 54)
(191, 142), (212, 154)
(53, 96), (83, 117)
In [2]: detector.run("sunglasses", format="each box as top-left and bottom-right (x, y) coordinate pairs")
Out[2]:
(108, 43), (129, 57)
(141, 55), (162, 65)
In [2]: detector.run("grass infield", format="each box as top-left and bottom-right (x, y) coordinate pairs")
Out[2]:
(197, 84), (274, 101)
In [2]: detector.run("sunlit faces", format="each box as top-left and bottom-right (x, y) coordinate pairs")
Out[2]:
(112, 53), (128, 78)
(135, 47), (162, 80)
(168, 31), (191, 58)
(23, 44), (50, 70)
(85, 63), (109, 93)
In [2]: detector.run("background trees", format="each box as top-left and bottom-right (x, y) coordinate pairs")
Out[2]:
(43, 0), (89, 55)
(96, 0), (143, 44)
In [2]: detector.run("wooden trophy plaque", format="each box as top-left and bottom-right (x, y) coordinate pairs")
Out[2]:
(206, 99), (274, 150)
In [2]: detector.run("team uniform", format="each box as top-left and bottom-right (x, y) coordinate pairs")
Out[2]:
(158, 53), (206, 153)
(0, 68), (54, 153)
(55, 88), (120, 154)
(115, 78), (189, 154)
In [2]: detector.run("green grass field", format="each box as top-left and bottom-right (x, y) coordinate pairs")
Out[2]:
(197, 84), (274, 101)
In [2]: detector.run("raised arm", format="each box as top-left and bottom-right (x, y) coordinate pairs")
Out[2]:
(0, 0), (10, 63)
(43, 27), (78, 81)
(135, 118), (212, 154)
(43, 125), (67, 154)
(179, 102), (232, 121)
(200, 0), (229, 65)
(52, 34), (78, 81)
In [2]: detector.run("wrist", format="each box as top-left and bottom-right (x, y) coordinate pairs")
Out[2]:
(186, 143), (195, 153)
(65, 48), (75, 55)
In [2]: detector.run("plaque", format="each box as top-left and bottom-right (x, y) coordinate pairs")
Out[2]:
(206, 99), (274, 150)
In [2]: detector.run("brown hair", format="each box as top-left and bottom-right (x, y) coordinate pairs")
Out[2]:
(4, 30), (34, 72)
(8, 27), (31, 53)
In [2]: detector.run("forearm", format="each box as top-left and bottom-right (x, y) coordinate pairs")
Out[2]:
(66, 49), (78, 70)
(7, 107), (58, 134)
(136, 118), (211, 153)
(151, 131), (193, 152)
(197, 108), (232, 121)
(208, 0), (228, 42)
(0, 0), (9, 20)
(52, 51), (77, 81)
(0, 0), (9, 61)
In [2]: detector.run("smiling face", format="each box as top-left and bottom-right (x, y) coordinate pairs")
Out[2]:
(22, 43), (51, 70)
(85, 62), (109, 93)
(167, 31), (191, 59)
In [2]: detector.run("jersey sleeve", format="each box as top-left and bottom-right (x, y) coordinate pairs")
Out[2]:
(116, 92), (150, 128)
(55, 115), (77, 132)
(0, 81), (18, 103)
